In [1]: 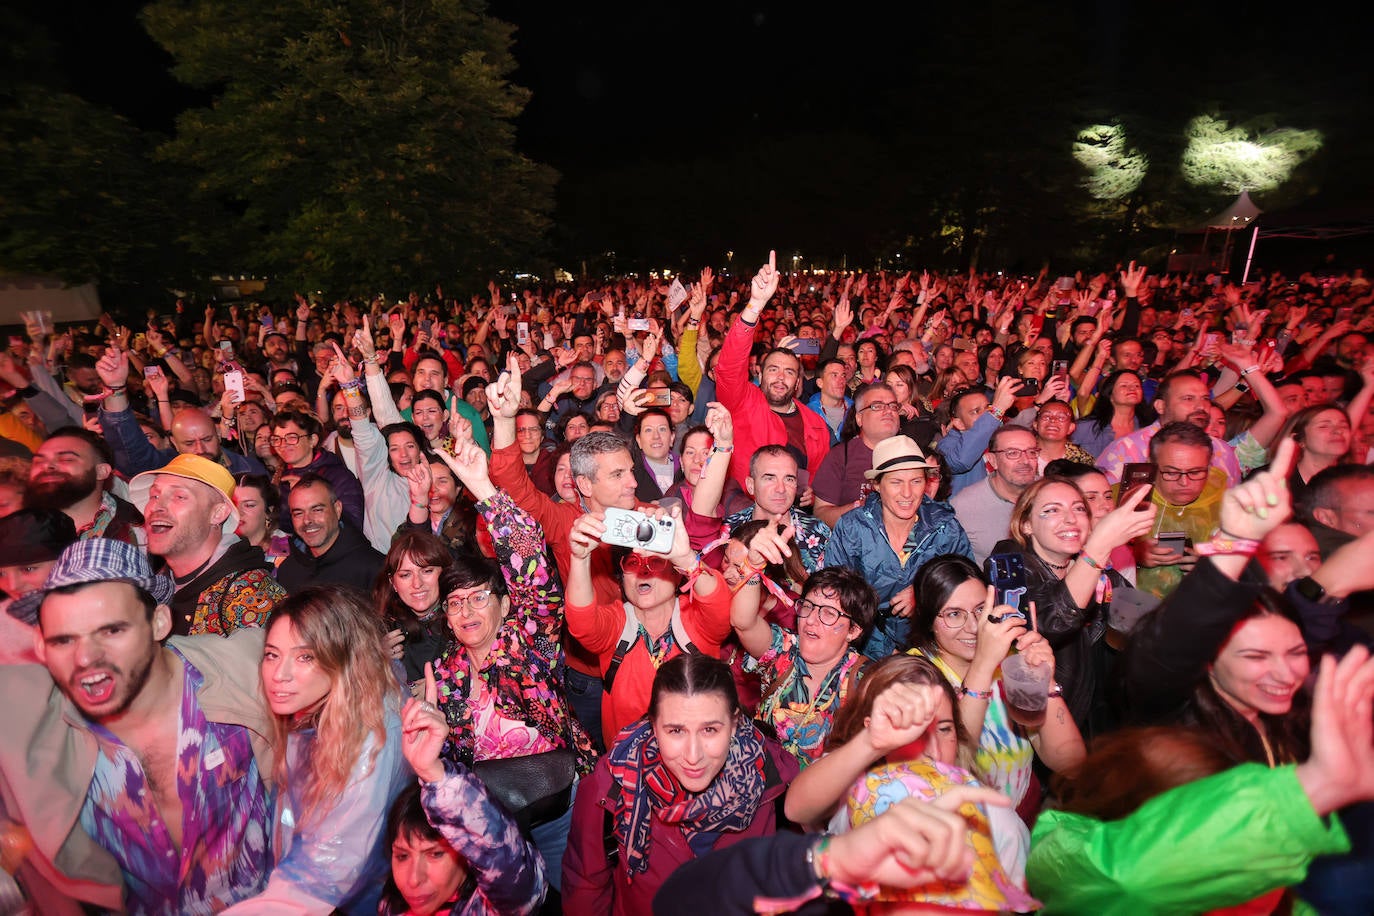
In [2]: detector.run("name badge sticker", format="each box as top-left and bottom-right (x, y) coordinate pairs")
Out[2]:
(203, 747), (225, 770)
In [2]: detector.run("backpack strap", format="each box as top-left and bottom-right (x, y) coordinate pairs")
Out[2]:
(602, 606), (641, 693)
(601, 779), (624, 868)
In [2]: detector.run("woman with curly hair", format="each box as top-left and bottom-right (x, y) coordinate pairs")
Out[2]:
(227, 584), (410, 914)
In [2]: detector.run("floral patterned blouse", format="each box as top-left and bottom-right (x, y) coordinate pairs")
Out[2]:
(746, 624), (866, 769)
(433, 490), (598, 777)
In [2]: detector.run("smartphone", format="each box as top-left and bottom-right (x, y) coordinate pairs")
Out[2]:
(1121, 462), (1157, 509)
(219, 340), (232, 351)
(1204, 332), (1221, 350)
(261, 313), (274, 331)
(791, 339), (821, 356)
(224, 370), (246, 405)
(1156, 531), (1188, 562)
(1051, 360), (1069, 382)
(502, 304), (519, 316)
(627, 318), (652, 332)
(601, 507), (675, 553)
(985, 554), (1028, 615)
(1028, 315), (1045, 337)
(419, 319), (433, 334)
(1337, 307), (1354, 322)
(143, 366), (162, 379)
(1017, 376), (1041, 397)
(1181, 308), (1194, 319)
(516, 321), (529, 345)
(649, 391), (673, 407)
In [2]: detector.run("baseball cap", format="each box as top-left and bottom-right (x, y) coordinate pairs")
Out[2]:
(9, 538), (175, 625)
(128, 453), (240, 532)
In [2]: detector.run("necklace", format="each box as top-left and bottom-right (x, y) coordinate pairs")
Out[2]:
(1042, 554), (1072, 571)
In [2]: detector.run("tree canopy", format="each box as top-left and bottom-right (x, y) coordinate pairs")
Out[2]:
(142, 0), (557, 297)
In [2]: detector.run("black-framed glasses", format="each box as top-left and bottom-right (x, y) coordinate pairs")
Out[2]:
(796, 599), (851, 627)
(268, 433), (307, 446)
(860, 401), (901, 414)
(1158, 467), (1209, 481)
(989, 447), (1041, 460)
(444, 589), (493, 615)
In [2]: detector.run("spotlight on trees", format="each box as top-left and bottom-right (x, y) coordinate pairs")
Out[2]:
(1073, 123), (1148, 201)
(1181, 114), (1323, 193)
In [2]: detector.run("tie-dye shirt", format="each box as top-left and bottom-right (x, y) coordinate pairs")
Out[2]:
(79, 648), (273, 915)
(745, 624), (864, 768)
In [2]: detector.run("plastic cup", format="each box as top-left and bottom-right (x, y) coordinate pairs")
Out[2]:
(1000, 653), (1051, 728)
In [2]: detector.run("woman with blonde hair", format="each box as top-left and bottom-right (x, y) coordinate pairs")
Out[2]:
(224, 584), (411, 914)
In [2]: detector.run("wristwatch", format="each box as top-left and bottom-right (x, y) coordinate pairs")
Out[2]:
(1293, 575), (1341, 605)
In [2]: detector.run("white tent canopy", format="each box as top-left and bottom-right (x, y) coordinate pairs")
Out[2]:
(1195, 191), (1262, 231)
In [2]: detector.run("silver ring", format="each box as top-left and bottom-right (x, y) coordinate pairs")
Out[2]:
(420, 701), (437, 713)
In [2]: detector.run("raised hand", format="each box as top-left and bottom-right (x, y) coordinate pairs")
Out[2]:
(400, 663), (448, 783)
(703, 401), (734, 449)
(146, 366), (170, 402)
(1119, 260), (1147, 297)
(1296, 646), (1374, 816)
(826, 788), (1010, 889)
(445, 439), (492, 496)
(748, 250), (780, 307)
(745, 514), (795, 567)
(353, 315), (377, 361)
(865, 681), (942, 756)
(568, 512), (606, 560)
(96, 347), (130, 389)
(1218, 435), (1296, 541)
(328, 341), (356, 384)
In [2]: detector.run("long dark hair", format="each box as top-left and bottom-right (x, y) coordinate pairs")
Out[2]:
(1087, 370), (1156, 433)
(374, 530), (454, 641)
(1186, 591), (1311, 767)
(906, 554), (986, 657)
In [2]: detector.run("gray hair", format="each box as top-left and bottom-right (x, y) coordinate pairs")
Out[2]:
(569, 429), (631, 482)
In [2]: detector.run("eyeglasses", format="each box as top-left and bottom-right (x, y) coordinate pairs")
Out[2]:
(515, 426), (542, 436)
(444, 589), (493, 615)
(989, 447), (1041, 460)
(1158, 467), (1209, 481)
(268, 433), (308, 446)
(796, 599), (851, 627)
(571, 375), (596, 385)
(937, 607), (985, 629)
(860, 401), (901, 414)
(621, 554), (673, 577)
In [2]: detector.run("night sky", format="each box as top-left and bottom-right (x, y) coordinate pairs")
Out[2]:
(19, 0), (1374, 264)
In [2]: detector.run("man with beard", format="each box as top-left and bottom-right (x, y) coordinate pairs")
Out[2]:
(322, 386), (362, 476)
(129, 454), (284, 635)
(27, 427), (143, 545)
(716, 251), (832, 491)
(0, 539), (274, 912)
(1098, 370), (1241, 485)
(275, 472), (383, 594)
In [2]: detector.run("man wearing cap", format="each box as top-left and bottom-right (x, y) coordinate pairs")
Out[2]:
(94, 348), (266, 480)
(26, 426), (144, 545)
(0, 508), (77, 664)
(825, 435), (974, 658)
(0, 539), (274, 912)
(129, 453), (284, 636)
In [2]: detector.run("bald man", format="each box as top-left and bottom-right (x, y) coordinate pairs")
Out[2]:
(94, 347), (266, 478)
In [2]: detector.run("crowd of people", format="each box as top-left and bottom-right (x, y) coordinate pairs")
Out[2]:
(1, 254), (1374, 915)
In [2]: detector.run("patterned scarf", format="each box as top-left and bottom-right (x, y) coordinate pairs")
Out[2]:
(607, 716), (768, 879)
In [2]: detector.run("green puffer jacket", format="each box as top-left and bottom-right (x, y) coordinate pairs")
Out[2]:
(1027, 763), (1349, 915)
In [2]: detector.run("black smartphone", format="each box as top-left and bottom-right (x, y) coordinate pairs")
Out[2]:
(1121, 462), (1157, 510)
(1017, 377), (1041, 397)
(791, 339), (821, 356)
(1156, 531), (1188, 561)
(985, 553), (1028, 616)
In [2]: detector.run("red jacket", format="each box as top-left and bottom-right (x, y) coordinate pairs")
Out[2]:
(561, 734), (798, 916)
(714, 317), (833, 489)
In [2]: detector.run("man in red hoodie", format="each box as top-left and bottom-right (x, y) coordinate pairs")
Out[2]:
(715, 250), (832, 495)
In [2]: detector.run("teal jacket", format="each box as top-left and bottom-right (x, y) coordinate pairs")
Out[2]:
(1028, 763), (1349, 915)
